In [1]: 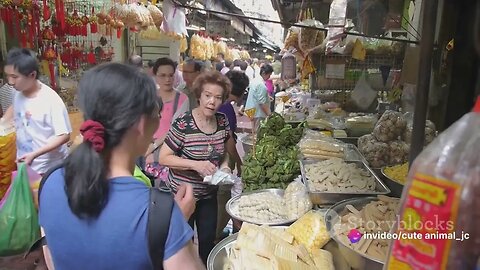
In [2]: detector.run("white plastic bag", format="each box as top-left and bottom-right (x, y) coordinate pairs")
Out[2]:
(203, 170), (234, 185)
(160, 0), (187, 38)
(351, 72), (378, 110)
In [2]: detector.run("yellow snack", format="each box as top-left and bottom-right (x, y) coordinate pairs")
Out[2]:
(286, 211), (330, 254)
(384, 162), (409, 184)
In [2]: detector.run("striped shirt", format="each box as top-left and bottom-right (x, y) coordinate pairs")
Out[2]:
(0, 84), (15, 115)
(165, 111), (230, 200)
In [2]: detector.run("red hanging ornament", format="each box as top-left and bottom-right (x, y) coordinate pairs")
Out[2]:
(54, 0), (65, 30)
(42, 0), (50, 20)
(87, 41), (95, 64)
(89, 6), (97, 33)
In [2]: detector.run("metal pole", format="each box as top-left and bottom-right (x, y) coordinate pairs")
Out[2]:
(408, 0), (439, 165)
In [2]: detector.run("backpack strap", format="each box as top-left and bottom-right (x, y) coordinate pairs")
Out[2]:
(148, 187), (174, 270)
(172, 91), (181, 115)
(38, 163), (64, 208)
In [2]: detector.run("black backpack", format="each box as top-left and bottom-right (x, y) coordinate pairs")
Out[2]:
(28, 164), (173, 270)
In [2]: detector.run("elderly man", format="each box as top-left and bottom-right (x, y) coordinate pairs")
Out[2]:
(179, 59), (204, 109)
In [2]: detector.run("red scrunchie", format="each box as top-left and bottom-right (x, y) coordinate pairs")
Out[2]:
(80, 120), (105, 152)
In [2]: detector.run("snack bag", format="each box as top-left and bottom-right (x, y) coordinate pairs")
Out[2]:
(385, 97), (480, 269)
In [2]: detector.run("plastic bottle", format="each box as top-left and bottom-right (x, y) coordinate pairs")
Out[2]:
(384, 97), (480, 270)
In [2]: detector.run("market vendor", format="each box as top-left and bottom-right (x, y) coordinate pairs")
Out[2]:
(245, 64), (274, 130)
(159, 71), (234, 264)
(3, 48), (71, 174)
(216, 70), (250, 242)
(180, 59), (204, 110)
(144, 57), (189, 182)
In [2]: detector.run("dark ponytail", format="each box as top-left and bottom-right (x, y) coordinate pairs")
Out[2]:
(65, 63), (158, 219)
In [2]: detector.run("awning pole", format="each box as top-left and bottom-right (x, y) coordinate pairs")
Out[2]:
(408, 0), (439, 165)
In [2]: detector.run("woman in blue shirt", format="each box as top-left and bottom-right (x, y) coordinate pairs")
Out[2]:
(39, 63), (204, 270)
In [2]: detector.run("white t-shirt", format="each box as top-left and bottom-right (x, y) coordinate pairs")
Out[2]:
(14, 82), (72, 173)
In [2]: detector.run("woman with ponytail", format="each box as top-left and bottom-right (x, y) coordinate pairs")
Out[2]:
(39, 63), (204, 270)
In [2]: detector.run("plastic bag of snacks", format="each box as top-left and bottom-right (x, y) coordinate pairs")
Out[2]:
(205, 38), (214, 60)
(284, 181), (312, 220)
(139, 25), (162, 40)
(146, 4), (163, 29)
(358, 134), (389, 168)
(284, 27), (301, 52)
(385, 98), (480, 269)
(372, 110), (406, 142)
(298, 18), (325, 55)
(286, 210), (330, 253)
(0, 121), (15, 200)
(402, 118), (437, 145)
(388, 140), (409, 165)
(179, 36), (188, 53)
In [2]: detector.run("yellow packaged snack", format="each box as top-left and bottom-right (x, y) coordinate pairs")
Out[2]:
(286, 211), (330, 253)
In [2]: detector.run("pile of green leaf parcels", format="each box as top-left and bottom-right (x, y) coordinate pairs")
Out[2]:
(242, 113), (306, 191)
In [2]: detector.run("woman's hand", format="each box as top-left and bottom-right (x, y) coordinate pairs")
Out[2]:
(174, 183), (195, 220)
(192, 160), (217, 177)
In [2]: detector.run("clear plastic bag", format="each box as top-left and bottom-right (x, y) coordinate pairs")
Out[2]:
(284, 181), (312, 220)
(345, 114), (378, 137)
(298, 19), (325, 55)
(358, 134), (389, 168)
(160, 0), (187, 38)
(351, 72), (378, 110)
(385, 98), (480, 269)
(325, 0), (347, 54)
(402, 116), (437, 145)
(147, 4), (163, 29)
(284, 27), (301, 51)
(388, 140), (409, 165)
(286, 210), (331, 253)
(372, 110), (406, 142)
(298, 136), (345, 160)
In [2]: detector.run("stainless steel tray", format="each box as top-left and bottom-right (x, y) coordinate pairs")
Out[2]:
(325, 197), (390, 270)
(300, 160), (390, 205)
(207, 229), (351, 270)
(301, 143), (366, 163)
(226, 189), (297, 226)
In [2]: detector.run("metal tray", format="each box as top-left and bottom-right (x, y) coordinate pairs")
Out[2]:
(325, 197), (392, 270)
(226, 189), (298, 226)
(380, 167), (404, 198)
(300, 160), (390, 205)
(207, 229), (351, 270)
(301, 143), (366, 162)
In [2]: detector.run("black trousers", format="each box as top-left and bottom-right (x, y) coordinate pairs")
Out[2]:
(188, 195), (218, 265)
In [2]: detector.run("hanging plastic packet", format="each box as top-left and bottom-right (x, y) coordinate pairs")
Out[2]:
(325, 0), (347, 55)
(351, 72), (378, 110)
